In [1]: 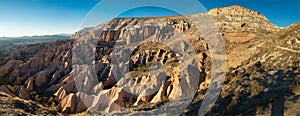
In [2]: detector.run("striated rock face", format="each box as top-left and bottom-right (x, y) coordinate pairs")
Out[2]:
(69, 18), (202, 114)
(0, 5), (299, 115)
(17, 85), (30, 100)
(59, 93), (87, 114)
(0, 85), (17, 98)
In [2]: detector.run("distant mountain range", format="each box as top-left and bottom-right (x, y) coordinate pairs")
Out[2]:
(0, 34), (70, 46)
(0, 34), (71, 39)
(0, 34), (71, 56)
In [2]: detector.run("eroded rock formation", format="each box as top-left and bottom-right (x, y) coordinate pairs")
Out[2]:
(0, 5), (299, 115)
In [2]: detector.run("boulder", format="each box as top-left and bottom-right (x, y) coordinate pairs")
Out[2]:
(34, 71), (48, 87)
(18, 85), (30, 100)
(24, 78), (34, 91)
(54, 87), (68, 101)
(60, 93), (77, 114)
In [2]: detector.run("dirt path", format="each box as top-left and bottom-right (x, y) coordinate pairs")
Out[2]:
(276, 46), (300, 53)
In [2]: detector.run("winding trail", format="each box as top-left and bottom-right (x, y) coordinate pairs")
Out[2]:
(276, 46), (300, 54)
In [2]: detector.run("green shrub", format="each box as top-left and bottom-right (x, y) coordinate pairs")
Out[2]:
(47, 97), (57, 108)
(30, 90), (42, 102)
(35, 94), (42, 102)
(7, 85), (17, 93)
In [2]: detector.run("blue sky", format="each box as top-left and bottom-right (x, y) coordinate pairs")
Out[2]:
(0, 0), (299, 37)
